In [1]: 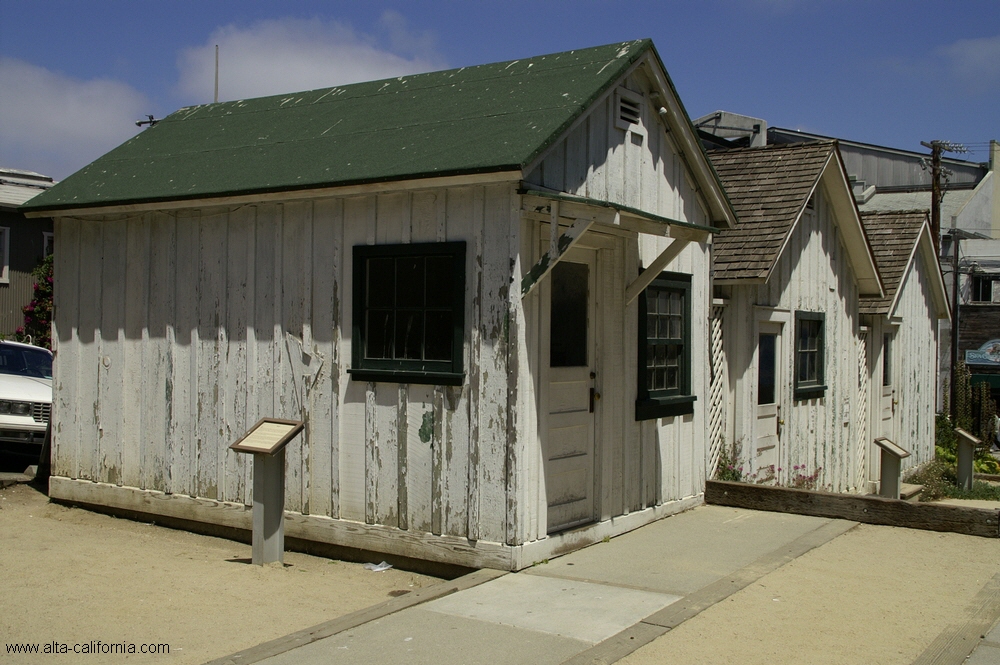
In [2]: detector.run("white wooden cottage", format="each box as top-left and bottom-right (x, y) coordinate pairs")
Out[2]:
(859, 210), (949, 491)
(22, 40), (736, 570)
(708, 141), (884, 492)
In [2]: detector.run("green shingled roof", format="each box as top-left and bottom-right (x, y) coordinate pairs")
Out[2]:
(25, 40), (653, 212)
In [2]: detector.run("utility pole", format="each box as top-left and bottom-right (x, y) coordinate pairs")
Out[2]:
(922, 140), (968, 421)
(921, 140), (967, 253)
(950, 228), (961, 421)
(926, 142), (942, 254)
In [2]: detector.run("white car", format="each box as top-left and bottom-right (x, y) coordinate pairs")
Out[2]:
(0, 340), (52, 454)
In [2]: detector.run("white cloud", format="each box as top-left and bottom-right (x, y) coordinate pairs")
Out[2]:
(0, 58), (148, 180)
(938, 34), (1000, 89)
(176, 14), (447, 104)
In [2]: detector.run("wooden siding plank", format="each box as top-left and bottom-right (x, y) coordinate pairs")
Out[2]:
(251, 205), (277, 468)
(606, 97), (625, 207)
(522, 219), (542, 539)
(427, 188), (471, 538)
(410, 191), (438, 244)
(541, 142), (566, 192)
(99, 218), (126, 486)
(506, 191), (527, 545)
(587, 97), (609, 201)
(405, 384), (435, 533)
(565, 120), (589, 196)
(224, 206), (253, 504)
(170, 211), (199, 497)
(339, 196), (369, 523)
(122, 215), (150, 489)
(279, 201), (311, 512)
(147, 213), (175, 493)
(195, 212), (227, 500)
(52, 218), (81, 480)
(478, 184), (510, 543)
(310, 198), (341, 518)
(371, 381), (403, 527)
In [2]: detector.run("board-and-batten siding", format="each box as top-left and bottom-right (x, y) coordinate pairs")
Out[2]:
(725, 188), (863, 492)
(867, 249), (939, 476)
(52, 184), (519, 545)
(893, 252), (938, 471)
(523, 70), (709, 228)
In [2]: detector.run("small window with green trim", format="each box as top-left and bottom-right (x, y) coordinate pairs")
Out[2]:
(636, 272), (695, 420)
(350, 242), (465, 385)
(794, 310), (826, 399)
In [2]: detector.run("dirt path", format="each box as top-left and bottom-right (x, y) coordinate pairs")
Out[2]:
(0, 483), (436, 664)
(619, 522), (1000, 665)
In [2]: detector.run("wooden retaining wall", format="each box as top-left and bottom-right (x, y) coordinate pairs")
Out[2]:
(706, 480), (1000, 538)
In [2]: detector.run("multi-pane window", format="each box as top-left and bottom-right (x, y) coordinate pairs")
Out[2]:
(794, 311), (825, 399)
(350, 242), (465, 385)
(636, 272), (694, 420)
(646, 289), (684, 393)
(972, 275), (994, 303)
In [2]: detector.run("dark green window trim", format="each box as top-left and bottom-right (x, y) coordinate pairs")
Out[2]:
(636, 271), (695, 420)
(350, 241), (466, 386)
(794, 310), (826, 400)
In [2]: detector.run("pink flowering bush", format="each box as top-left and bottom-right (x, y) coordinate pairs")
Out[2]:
(18, 254), (53, 349)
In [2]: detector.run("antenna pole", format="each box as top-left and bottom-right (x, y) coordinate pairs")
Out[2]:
(214, 45), (219, 103)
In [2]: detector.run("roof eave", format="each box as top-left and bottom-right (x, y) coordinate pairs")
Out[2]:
(911, 220), (951, 320)
(23, 168), (525, 218)
(821, 149), (884, 297)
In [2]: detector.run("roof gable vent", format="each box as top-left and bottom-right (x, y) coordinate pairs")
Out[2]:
(615, 87), (645, 134)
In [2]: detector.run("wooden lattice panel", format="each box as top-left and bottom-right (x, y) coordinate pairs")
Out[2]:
(855, 329), (868, 491)
(708, 305), (727, 478)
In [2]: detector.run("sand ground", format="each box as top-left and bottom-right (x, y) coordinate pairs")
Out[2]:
(620, 521), (1000, 665)
(0, 483), (436, 664)
(4, 480), (1000, 665)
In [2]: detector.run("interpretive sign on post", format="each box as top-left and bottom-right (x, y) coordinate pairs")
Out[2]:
(874, 437), (910, 500)
(955, 428), (980, 492)
(230, 418), (304, 565)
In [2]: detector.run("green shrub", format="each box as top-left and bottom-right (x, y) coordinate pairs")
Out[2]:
(715, 439), (743, 482)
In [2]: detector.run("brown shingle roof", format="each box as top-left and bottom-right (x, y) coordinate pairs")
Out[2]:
(858, 210), (926, 315)
(710, 141), (835, 281)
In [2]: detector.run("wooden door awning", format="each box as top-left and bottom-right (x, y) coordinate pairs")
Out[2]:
(519, 189), (714, 298)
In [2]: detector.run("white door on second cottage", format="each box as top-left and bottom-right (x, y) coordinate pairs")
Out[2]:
(880, 331), (897, 442)
(542, 246), (598, 533)
(756, 321), (783, 473)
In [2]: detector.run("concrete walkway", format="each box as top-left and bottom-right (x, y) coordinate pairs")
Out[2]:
(206, 506), (856, 665)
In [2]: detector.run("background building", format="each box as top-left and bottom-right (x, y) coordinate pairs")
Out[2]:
(0, 168), (55, 339)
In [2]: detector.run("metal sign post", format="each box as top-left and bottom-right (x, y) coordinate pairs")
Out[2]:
(230, 418), (304, 565)
(955, 428), (980, 492)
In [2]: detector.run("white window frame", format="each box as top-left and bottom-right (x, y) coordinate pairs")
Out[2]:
(0, 227), (9, 284)
(43, 231), (54, 257)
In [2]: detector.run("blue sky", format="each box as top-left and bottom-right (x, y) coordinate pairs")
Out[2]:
(2, 0), (997, 180)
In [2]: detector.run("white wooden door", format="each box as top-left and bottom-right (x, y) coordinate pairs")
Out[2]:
(756, 322), (783, 473)
(543, 247), (597, 533)
(880, 331), (896, 441)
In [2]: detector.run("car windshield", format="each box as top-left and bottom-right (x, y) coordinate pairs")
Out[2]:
(0, 345), (53, 379)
